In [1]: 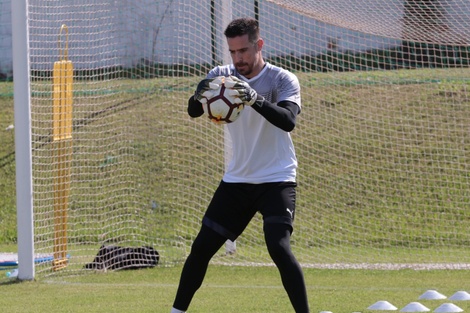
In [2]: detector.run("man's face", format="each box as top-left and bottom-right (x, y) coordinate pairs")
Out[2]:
(227, 34), (263, 78)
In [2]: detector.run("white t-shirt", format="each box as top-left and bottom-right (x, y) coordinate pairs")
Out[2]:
(206, 63), (301, 183)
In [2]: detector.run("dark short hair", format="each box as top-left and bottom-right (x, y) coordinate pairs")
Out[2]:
(224, 18), (260, 44)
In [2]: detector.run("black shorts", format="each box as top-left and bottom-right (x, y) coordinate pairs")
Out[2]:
(202, 181), (297, 241)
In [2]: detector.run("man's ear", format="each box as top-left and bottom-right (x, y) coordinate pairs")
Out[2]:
(256, 38), (264, 52)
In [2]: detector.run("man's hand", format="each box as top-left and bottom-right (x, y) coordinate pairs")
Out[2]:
(225, 76), (259, 106)
(194, 77), (223, 103)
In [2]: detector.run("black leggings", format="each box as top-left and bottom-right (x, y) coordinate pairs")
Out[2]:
(173, 223), (309, 312)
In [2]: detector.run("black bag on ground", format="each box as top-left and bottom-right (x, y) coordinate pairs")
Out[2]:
(84, 245), (159, 270)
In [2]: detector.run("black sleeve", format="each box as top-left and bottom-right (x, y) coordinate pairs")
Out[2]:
(187, 95), (204, 118)
(251, 98), (300, 132)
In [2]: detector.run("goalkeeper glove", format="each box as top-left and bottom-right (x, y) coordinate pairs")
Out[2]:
(225, 76), (263, 107)
(194, 77), (223, 103)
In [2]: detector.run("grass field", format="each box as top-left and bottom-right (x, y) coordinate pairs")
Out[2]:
(1, 265), (470, 312)
(1, 69), (470, 312)
(2, 70), (470, 253)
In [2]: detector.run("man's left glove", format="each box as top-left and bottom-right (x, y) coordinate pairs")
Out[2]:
(225, 75), (262, 107)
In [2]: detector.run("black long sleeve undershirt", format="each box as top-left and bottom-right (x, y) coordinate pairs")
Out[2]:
(187, 95), (300, 132)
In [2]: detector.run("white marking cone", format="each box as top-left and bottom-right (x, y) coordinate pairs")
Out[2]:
(418, 290), (447, 300)
(449, 291), (470, 301)
(400, 302), (430, 312)
(433, 303), (463, 313)
(368, 300), (398, 310)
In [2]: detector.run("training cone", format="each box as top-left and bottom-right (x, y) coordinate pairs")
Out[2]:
(449, 291), (470, 301)
(418, 290), (447, 300)
(400, 302), (430, 312)
(367, 300), (398, 310)
(433, 303), (463, 313)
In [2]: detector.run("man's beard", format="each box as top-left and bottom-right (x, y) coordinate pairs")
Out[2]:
(236, 63), (251, 76)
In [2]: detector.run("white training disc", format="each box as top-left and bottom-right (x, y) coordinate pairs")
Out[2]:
(400, 302), (430, 312)
(367, 300), (398, 310)
(433, 303), (463, 313)
(418, 290), (447, 300)
(448, 291), (470, 301)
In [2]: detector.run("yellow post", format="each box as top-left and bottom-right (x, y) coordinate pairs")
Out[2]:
(52, 25), (73, 271)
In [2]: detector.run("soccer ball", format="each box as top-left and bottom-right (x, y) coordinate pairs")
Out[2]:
(200, 76), (244, 124)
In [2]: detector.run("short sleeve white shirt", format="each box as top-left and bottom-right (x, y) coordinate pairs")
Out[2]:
(206, 63), (301, 183)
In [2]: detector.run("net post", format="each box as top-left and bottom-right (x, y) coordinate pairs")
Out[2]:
(12, 0), (35, 281)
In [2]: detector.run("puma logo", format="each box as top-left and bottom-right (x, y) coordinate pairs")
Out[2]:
(286, 208), (294, 218)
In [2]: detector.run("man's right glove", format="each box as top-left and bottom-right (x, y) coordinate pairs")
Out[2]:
(194, 77), (224, 103)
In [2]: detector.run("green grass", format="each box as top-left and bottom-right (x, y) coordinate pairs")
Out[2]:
(0, 86), (16, 243)
(1, 69), (470, 311)
(2, 70), (470, 255)
(2, 71), (470, 248)
(1, 265), (470, 312)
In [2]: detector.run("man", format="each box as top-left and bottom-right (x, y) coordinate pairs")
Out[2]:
(170, 17), (310, 313)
